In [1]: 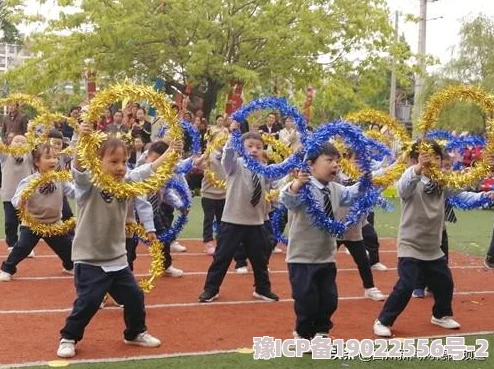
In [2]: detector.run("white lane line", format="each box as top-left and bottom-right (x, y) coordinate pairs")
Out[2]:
(2, 264), (488, 281)
(1, 330), (494, 369)
(0, 289), (493, 315)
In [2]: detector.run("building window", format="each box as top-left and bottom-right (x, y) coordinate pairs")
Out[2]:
(8, 45), (16, 54)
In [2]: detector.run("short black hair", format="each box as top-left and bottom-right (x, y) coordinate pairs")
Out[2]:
(306, 142), (340, 162)
(148, 141), (169, 155)
(216, 115), (223, 121)
(69, 106), (80, 114)
(243, 132), (263, 143)
(410, 139), (443, 161)
(48, 129), (63, 140)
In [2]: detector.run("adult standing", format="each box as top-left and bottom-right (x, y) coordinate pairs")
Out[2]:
(1, 102), (29, 142)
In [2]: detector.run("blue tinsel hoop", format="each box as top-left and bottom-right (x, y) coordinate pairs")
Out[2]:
(270, 205), (288, 245)
(298, 121), (383, 237)
(230, 97), (308, 180)
(157, 178), (192, 244)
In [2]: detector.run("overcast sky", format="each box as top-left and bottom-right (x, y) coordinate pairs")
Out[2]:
(386, 0), (494, 66)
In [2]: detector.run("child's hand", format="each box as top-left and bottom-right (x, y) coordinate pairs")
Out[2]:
(180, 208), (189, 216)
(290, 170), (310, 193)
(414, 152), (431, 175)
(78, 122), (93, 136)
(167, 140), (183, 154)
(147, 232), (157, 241)
(192, 154), (206, 167)
(230, 120), (240, 131)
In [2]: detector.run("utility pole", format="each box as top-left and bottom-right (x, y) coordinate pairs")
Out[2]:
(389, 11), (399, 118)
(413, 0), (428, 133)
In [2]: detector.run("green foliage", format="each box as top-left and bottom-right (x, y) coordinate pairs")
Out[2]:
(4, 0), (399, 118)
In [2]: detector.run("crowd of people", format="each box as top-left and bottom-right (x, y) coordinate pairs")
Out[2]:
(0, 99), (493, 358)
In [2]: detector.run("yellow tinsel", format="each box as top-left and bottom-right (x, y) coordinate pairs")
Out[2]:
(265, 189), (280, 202)
(203, 169), (226, 189)
(261, 133), (293, 159)
(203, 132), (229, 189)
(126, 222), (165, 293)
(26, 113), (76, 147)
(364, 129), (393, 147)
(78, 83), (182, 198)
(17, 170), (76, 237)
(0, 93), (48, 115)
(418, 85), (494, 188)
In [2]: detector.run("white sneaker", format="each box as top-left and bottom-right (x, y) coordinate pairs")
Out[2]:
(62, 268), (74, 275)
(431, 316), (461, 329)
(57, 338), (76, 358)
(7, 247), (12, 254)
(371, 262), (388, 271)
(124, 331), (161, 347)
(0, 271), (12, 282)
(373, 319), (392, 337)
(27, 250), (35, 258)
(171, 241), (187, 252)
(236, 266), (248, 274)
(343, 247), (350, 255)
(164, 266), (183, 278)
(272, 247), (283, 254)
(364, 287), (386, 301)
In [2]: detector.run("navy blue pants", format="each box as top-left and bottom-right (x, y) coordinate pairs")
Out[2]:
(234, 220), (276, 269)
(201, 197), (225, 243)
(126, 237), (138, 271)
(378, 256), (454, 326)
(486, 225), (494, 257)
(60, 264), (147, 342)
(337, 240), (374, 289)
(203, 222), (272, 295)
(287, 263), (338, 339)
(1, 226), (73, 275)
(3, 201), (20, 248)
(415, 229), (449, 289)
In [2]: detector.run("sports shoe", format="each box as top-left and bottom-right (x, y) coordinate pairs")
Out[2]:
(373, 319), (392, 337)
(272, 247), (283, 254)
(124, 331), (161, 347)
(431, 316), (461, 329)
(171, 241), (187, 252)
(364, 287), (386, 301)
(27, 249), (35, 258)
(164, 266), (183, 277)
(57, 338), (76, 358)
(7, 247), (12, 254)
(198, 290), (219, 303)
(484, 255), (494, 269)
(371, 262), (388, 271)
(204, 241), (215, 255)
(253, 290), (279, 302)
(0, 271), (12, 282)
(236, 266), (248, 274)
(412, 288), (425, 298)
(62, 268), (74, 275)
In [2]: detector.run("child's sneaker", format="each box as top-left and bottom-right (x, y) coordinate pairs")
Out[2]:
(236, 266), (248, 274)
(373, 319), (392, 337)
(7, 247), (12, 254)
(371, 262), (388, 271)
(431, 316), (460, 329)
(484, 255), (494, 269)
(62, 268), (74, 275)
(124, 331), (161, 347)
(164, 266), (183, 277)
(27, 249), (35, 258)
(57, 338), (76, 358)
(0, 271), (12, 282)
(198, 290), (219, 303)
(253, 290), (279, 302)
(272, 247), (283, 254)
(204, 241), (215, 255)
(171, 241), (187, 252)
(364, 287), (385, 301)
(412, 288), (425, 298)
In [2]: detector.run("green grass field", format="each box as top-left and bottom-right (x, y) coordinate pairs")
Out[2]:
(4, 196), (494, 368)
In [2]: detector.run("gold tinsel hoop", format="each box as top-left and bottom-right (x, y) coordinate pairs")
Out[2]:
(261, 133), (293, 163)
(78, 83), (182, 198)
(17, 170), (76, 237)
(418, 85), (494, 188)
(26, 113), (77, 147)
(203, 132), (229, 190)
(345, 108), (412, 188)
(126, 222), (165, 293)
(0, 94), (50, 155)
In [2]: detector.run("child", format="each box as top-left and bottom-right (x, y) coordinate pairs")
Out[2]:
(0, 143), (75, 281)
(198, 123), (278, 303)
(129, 136), (145, 167)
(57, 123), (178, 358)
(0, 135), (34, 253)
(279, 142), (363, 340)
(373, 140), (494, 337)
(200, 135), (227, 255)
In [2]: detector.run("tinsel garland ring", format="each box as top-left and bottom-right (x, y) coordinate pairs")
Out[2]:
(77, 83), (182, 198)
(17, 170), (76, 237)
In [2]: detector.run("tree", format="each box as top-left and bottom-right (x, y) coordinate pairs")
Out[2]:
(5, 0), (397, 119)
(0, 1), (21, 44)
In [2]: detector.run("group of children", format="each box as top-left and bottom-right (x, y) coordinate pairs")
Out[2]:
(1, 111), (493, 358)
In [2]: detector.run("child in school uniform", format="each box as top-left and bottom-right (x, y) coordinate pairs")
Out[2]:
(198, 123), (278, 303)
(200, 135), (227, 255)
(0, 134), (34, 254)
(0, 143), (75, 281)
(279, 142), (364, 340)
(57, 123), (180, 358)
(373, 140), (494, 337)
